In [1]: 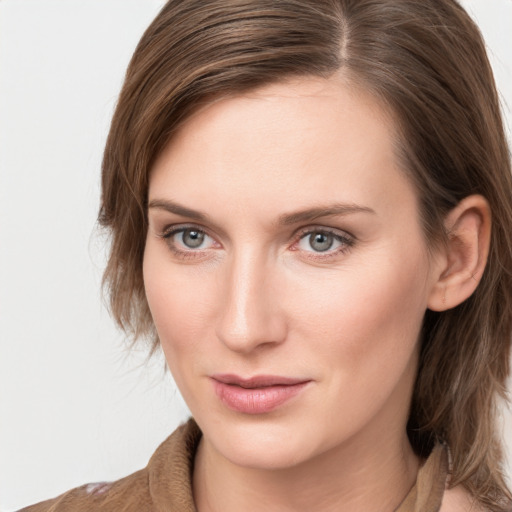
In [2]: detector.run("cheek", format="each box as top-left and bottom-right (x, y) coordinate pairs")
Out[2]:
(144, 232), (430, 378)
(143, 257), (207, 406)
(287, 247), (430, 380)
(143, 243), (218, 360)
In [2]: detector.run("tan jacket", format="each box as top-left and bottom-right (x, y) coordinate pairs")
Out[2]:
(19, 419), (447, 512)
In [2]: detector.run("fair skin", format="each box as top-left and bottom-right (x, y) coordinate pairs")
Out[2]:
(143, 77), (490, 512)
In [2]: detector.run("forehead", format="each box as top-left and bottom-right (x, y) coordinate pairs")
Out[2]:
(159, 76), (395, 164)
(149, 76), (416, 223)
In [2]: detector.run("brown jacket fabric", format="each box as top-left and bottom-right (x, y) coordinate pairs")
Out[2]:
(19, 419), (447, 512)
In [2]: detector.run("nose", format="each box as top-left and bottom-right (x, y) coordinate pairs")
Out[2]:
(215, 250), (288, 354)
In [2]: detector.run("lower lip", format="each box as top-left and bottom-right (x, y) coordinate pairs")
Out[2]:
(212, 380), (309, 414)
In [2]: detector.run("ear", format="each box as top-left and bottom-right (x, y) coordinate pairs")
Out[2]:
(428, 195), (491, 312)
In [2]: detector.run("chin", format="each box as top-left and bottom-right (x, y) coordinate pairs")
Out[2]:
(221, 438), (316, 471)
(199, 414), (326, 470)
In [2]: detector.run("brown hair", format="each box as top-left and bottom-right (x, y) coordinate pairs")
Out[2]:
(99, 0), (512, 508)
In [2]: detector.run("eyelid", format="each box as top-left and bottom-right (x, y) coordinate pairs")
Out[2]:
(149, 208), (229, 241)
(290, 225), (355, 257)
(293, 225), (355, 243)
(160, 223), (215, 240)
(156, 222), (355, 261)
(158, 223), (222, 259)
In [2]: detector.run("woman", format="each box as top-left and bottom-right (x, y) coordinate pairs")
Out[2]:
(20, 0), (512, 511)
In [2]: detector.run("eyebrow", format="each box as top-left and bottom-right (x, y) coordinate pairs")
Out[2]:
(148, 199), (375, 225)
(148, 199), (210, 222)
(278, 203), (376, 225)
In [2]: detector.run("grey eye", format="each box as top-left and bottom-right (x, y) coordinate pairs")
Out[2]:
(180, 229), (205, 248)
(308, 232), (334, 252)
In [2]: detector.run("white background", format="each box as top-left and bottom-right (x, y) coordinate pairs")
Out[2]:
(0, 1), (511, 510)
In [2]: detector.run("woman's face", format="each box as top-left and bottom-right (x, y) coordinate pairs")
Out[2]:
(144, 77), (440, 469)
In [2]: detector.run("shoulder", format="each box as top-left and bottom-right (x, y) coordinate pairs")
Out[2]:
(17, 419), (201, 512)
(17, 469), (150, 512)
(440, 485), (486, 512)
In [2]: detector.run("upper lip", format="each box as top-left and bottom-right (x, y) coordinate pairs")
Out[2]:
(211, 374), (311, 388)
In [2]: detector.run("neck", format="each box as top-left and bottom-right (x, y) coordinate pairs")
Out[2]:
(193, 422), (419, 512)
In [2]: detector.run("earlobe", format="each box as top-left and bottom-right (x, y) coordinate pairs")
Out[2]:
(427, 195), (491, 312)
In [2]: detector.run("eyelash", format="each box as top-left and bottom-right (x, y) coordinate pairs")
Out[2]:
(292, 227), (355, 260)
(159, 225), (217, 260)
(159, 224), (355, 261)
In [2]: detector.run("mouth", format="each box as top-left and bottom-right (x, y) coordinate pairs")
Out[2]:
(210, 374), (311, 414)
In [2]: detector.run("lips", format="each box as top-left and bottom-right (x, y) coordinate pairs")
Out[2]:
(211, 374), (311, 414)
